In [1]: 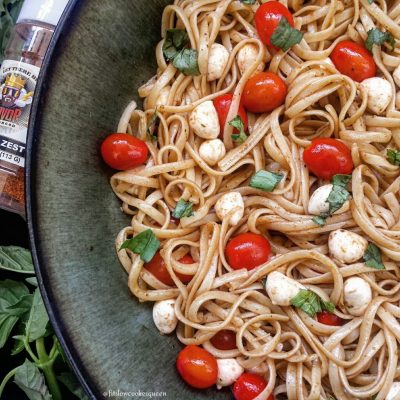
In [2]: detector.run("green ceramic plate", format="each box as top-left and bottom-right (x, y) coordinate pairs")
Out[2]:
(26, 1), (230, 399)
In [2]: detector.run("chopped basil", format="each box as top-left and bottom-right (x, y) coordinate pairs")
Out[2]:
(172, 199), (194, 219)
(163, 29), (189, 62)
(239, 0), (256, 3)
(120, 229), (160, 263)
(387, 149), (400, 166)
(331, 174), (352, 188)
(229, 115), (248, 143)
(270, 17), (303, 52)
(363, 243), (385, 270)
(250, 170), (284, 192)
(146, 109), (159, 141)
(366, 28), (395, 52)
(173, 48), (200, 76)
(291, 289), (335, 317)
(368, 0), (374, 3)
(312, 214), (328, 227)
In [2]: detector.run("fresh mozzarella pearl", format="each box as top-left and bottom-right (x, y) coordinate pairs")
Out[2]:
(152, 299), (178, 334)
(236, 44), (264, 76)
(207, 43), (229, 82)
(386, 382), (400, 400)
(328, 229), (368, 264)
(199, 139), (226, 166)
(155, 86), (171, 106)
(393, 64), (400, 87)
(216, 358), (244, 389)
(308, 184), (349, 216)
(215, 192), (244, 226)
(360, 77), (393, 115)
(265, 271), (306, 307)
(189, 101), (220, 139)
(343, 277), (372, 316)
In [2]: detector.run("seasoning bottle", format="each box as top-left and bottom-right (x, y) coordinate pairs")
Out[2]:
(0, 0), (69, 215)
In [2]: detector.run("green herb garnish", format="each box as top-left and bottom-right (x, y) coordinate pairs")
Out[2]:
(366, 28), (396, 52)
(250, 170), (284, 192)
(387, 149), (400, 166)
(120, 229), (160, 262)
(363, 243), (385, 270)
(173, 48), (200, 76)
(229, 115), (248, 143)
(270, 17), (303, 52)
(163, 29), (189, 61)
(291, 289), (335, 317)
(172, 199), (194, 219)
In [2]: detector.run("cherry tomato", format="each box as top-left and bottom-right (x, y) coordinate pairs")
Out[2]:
(317, 311), (344, 326)
(176, 345), (218, 389)
(101, 133), (148, 170)
(144, 252), (194, 286)
(213, 94), (248, 138)
(233, 373), (273, 400)
(330, 40), (376, 82)
(210, 330), (237, 350)
(303, 138), (353, 180)
(242, 72), (287, 114)
(225, 233), (271, 271)
(254, 1), (294, 48)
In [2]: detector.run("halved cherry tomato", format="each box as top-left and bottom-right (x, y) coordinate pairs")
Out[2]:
(317, 311), (344, 326)
(213, 93), (248, 138)
(176, 345), (218, 389)
(225, 233), (271, 271)
(101, 133), (148, 170)
(144, 251), (194, 285)
(303, 138), (353, 180)
(242, 72), (287, 114)
(233, 373), (273, 400)
(330, 40), (376, 82)
(210, 330), (237, 350)
(254, 1), (294, 48)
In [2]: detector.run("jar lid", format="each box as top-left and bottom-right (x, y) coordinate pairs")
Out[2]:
(17, 0), (70, 26)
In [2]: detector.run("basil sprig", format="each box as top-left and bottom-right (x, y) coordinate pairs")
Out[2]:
(250, 170), (284, 192)
(291, 289), (335, 317)
(363, 243), (385, 270)
(270, 17), (303, 52)
(172, 199), (194, 219)
(366, 28), (395, 52)
(239, 0), (256, 4)
(229, 115), (248, 143)
(120, 229), (160, 262)
(387, 149), (400, 166)
(146, 108), (159, 141)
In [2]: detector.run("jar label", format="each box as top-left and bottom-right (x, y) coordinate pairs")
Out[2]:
(0, 60), (40, 167)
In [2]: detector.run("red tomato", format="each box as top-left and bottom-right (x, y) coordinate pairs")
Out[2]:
(233, 373), (273, 400)
(213, 94), (248, 138)
(330, 41), (376, 82)
(176, 345), (218, 389)
(254, 1), (294, 47)
(225, 233), (271, 271)
(317, 311), (344, 326)
(144, 252), (193, 285)
(242, 72), (287, 114)
(210, 330), (237, 350)
(303, 138), (353, 180)
(101, 133), (148, 170)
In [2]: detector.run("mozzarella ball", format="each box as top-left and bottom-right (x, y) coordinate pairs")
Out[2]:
(155, 85), (171, 106)
(216, 358), (244, 389)
(343, 277), (372, 316)
(308, 184), (349, 216)
(199, 139), (226, 166)
(236, 44), (264, 76)
(207, 43), (229, 82)
(393, 64), (400, 87)
(360, 77), (393, 115)
(215, 192), (244, 226)
(189, 101), (220, 139)
(386, 382), (400, 400)
(265, 271), (306, 307)
(152, 299), (178, 334)
(328, 229), (368, 264)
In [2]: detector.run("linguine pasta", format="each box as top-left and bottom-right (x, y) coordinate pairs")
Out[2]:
(109, 1), (400, 399)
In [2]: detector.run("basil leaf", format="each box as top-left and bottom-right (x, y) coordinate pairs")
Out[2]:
(331, 174), (352, 188)
(291, 289), (335, 317)
(0, 246), (34, 274)
(172, 199), (194, 219)
(58, 372), (89, 400)
(25, 277), (38, 287)
(229, 115), (248, 143)
(146, 109), (159, 141)
(120, 229), (160, 263)
(327, 175), (351, 214)
(366, 28), (396, 52)
(312, 214), (328, 227)
(14, 359), (52, 400)
(173, 48), (200, 76)
(25, 288), (49, 342)
(11, 334), (25, 356)
(250, 170), (284, 192)
(163, 29), (189, 62)
(6, 294), (33, 316)
(387, 149), (400, 166)
(270, 17), (303, 52)
(240, 0), (256, 3)
(363, 243), (385, 270)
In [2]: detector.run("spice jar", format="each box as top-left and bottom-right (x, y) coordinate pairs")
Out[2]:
(0, 0), (69, 215)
